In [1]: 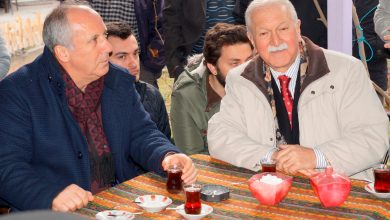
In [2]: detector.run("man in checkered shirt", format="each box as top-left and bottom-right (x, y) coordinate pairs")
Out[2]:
(89, 0), (165, 88)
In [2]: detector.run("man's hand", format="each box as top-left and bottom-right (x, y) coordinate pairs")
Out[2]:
(52, 184), (94, 212)
(273, 145), (316, 175)
(384, 27), (390, 49)
(162, 153), (197, 184)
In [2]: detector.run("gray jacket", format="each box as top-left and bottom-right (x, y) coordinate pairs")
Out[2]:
(0, 31), (10, 79)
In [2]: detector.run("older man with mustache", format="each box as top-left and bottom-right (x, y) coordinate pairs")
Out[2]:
(208, 0), (388, 180)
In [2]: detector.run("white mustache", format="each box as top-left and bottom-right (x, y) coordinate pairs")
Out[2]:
(268, 43), (288, 52)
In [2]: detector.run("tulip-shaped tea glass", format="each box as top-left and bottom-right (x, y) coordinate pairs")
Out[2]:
(183, 184), (202, 214)
(166, 164), (183, 194)
(373, 164), (390, 193)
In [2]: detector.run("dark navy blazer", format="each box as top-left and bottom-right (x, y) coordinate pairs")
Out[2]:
(0, 47), (179, 210)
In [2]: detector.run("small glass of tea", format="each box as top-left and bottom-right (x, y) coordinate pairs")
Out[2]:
(261, 158), (276, 172)
(373, 164), (390, 193)
(183, 184), (202, 215)
(166, 164), (183, 194)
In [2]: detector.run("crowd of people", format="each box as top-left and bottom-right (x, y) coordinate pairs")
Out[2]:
(0, 0), (389, 213)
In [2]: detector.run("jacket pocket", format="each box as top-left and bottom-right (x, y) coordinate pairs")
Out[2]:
(299, 78), (337, 109)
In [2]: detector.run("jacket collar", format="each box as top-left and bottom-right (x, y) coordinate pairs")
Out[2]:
(40, 46), (125, 95)
(300, 37), (330, 91)
(184, 56), (222, 112)
(41, 46), (65, 85)
(241, 37), (330, 98)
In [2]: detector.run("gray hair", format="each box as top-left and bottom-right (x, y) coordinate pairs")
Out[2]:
(42, 1), (91, 52)
(245, 0), (298, 34)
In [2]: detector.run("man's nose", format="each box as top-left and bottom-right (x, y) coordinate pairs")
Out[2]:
(270, 32), (281, 46)
(128, 56), (138, 68)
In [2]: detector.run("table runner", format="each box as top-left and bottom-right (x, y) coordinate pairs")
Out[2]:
(76, 154), (390, 219)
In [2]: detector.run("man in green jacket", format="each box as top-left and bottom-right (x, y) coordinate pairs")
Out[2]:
(170, 23), (254, 155)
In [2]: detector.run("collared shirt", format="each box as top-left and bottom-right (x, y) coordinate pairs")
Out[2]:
(263, 53), (327, 169)
(270, 54), (300, 98)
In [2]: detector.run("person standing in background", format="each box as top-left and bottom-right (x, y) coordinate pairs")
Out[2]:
(374, 1), (390, 167)
(374, 0), (390, 49)
(0, 30), (11, 79)
(89, 0), (165, 88)
(163, 0), (240, 80)
(353, 0), (388, 94)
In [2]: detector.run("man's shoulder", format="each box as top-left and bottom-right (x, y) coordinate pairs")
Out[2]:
(106, 63), (136, 88)
(172, 69), (204, 93)
(322, 49), (362, 69)
(171, 71), (207, 109)
(0, 56), (43, 91)
(137, 81), (164, 100)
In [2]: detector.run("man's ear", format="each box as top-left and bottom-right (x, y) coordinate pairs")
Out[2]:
(247, 31), (255, 47)
(296, 19), (302, 40)
(53, 45), (70, 62)
(206, 63), (217, 75)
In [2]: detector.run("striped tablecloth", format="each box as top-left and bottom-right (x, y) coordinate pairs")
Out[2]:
(76, 154), (390, 219)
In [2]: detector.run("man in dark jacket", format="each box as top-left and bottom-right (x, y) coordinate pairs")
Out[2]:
(0, 3), (197, 212)
(90, 0), (165, 88)
(106, 21), (171, 140)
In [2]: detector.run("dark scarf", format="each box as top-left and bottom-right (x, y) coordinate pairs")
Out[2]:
(263, 40), (309, 146)
(63, 72), (115, 194)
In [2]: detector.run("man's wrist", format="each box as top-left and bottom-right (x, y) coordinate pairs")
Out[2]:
(313, 148), (327, 169)
(164, 151), (177, 159)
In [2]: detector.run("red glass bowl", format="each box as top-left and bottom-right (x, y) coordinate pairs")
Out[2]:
(310, 167), (351, 207)
(248, 172), (293, 206)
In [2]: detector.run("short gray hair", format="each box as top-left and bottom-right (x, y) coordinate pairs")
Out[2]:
(42, 1), (91, 52)
(245, 0), (298, 34)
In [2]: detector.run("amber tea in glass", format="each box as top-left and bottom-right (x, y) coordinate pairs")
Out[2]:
(373, 164), (390, 193)
(184, 184), (202, 215)
(166, 164), (183, 194)
(261, 159), (276, 172)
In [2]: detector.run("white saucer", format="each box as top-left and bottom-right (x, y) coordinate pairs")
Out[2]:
(364, 183), (390, 199)
(135, 195), (172, 213)
(175, 204), (213, 220)
(95, 210), (135, 220)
